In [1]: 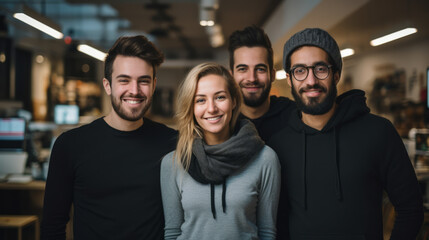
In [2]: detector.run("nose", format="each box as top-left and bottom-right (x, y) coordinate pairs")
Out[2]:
(245, 68), (258, 83)
(129, 81), (140, 95)
(304, 68), (318, 86)
(207, 99), (218, 113)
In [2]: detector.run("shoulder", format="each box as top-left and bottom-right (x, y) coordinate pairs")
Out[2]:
(144, 118), (177, 134)
(144, 118), (178, 140)
(270, 95), (296, 108)
(161, 151), (178, 172)
(352, 113), (397, 134)
(270, 95), (292, 104)
(254, 146), (280, 169)
(55, 118), (101, 144)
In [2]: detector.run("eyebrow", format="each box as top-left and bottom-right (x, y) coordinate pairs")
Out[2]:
(292, 61), (329, 68)
(195, 90), (227, 97)
(235, 64), (248, 69)
(235, 63), (268, 69)
(115, 74), (152, 79)
(255, 63), (268, 68)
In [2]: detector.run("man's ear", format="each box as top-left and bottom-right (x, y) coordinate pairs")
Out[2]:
(152, 77), (157, 94)
(103, 78), (112, 95)
(286, 73), (292, 88)
(271, 68), (276, 83)
(334, 72), (340, 85)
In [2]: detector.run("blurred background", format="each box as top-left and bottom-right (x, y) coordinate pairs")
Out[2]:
(0, 0), (429, 239)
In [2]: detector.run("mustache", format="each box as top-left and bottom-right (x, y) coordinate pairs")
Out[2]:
(121, 94), (147, 99)
(240, 82), (264, 88)
(299, 84), (327, 94)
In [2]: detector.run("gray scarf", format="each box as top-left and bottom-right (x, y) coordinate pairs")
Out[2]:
(191, 119), (264, 184)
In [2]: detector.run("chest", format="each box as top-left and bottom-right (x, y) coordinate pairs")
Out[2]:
(179, 168), (260, 217)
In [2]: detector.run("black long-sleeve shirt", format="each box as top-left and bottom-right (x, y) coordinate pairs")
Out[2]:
(42, 118), (177, 240)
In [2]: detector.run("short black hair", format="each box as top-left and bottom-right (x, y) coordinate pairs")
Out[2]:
(228, 25), (273, 72)
(104, 35), (164, 83)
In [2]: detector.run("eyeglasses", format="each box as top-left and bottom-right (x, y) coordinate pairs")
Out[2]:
(290, 64), (333, 81)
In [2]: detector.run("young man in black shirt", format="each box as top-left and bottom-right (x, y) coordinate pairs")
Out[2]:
(42, 35), (177, 240)
(228, 25), (296, 142)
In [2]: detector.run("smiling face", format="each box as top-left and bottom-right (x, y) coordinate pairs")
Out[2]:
(194, 74), (235, 145)
(232, 46), (274, 107)
(103, 55), (156, 122)
(288, 46), (339, 115)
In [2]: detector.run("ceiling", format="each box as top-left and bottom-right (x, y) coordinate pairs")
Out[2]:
(1, 0), (429, 67)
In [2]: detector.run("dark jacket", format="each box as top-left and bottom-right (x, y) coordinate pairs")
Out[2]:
(268, 89), (423, 240)
(242, 95), (296, 143)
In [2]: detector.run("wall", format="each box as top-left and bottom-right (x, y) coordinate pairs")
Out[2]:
(343, 38), (429, 102)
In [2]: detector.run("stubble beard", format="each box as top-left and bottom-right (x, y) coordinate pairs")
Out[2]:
(291, 79), (337, 115)
(111, 94), (152, 121)
(240, 82), (271, 108)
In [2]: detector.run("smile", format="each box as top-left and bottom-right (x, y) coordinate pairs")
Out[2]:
(206, 116), (222, 121)
(123, 99), (144, 104)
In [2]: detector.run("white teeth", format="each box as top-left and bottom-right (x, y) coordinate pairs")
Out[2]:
(207, 116), (221, 121)
(125, 100), (141, 104)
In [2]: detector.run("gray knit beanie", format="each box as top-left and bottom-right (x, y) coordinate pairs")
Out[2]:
(283, 28), (342, 76)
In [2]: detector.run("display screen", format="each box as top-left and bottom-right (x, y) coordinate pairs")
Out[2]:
(427, 67), (429, 109)
(0, 118), (26, 151)
(54, 105), (79, 125)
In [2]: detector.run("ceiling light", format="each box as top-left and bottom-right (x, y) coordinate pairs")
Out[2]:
(206, 24), (224, 48)
(370, 28), (417, 47)
(13, 5), (63, 39)
(77, 44), (106, 61)
(340, 48), (355, 58)
(276, 70), (287, 80)
(199, 9), (215, 27)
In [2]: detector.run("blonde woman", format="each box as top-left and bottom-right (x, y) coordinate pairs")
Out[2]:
(160, 63), (280, 240)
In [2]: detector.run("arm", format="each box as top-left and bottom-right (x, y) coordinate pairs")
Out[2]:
(257, 147), (281, 240)
(380, 122), (424, 240)
(41, 134), (74, 240)
(160, 153), (185, 240)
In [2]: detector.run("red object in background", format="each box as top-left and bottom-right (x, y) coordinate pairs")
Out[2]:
(64, 36), (72, 45)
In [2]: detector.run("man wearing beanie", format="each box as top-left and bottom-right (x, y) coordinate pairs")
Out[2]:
(228, 25), (296, 142)
(268, 28), (423, 239)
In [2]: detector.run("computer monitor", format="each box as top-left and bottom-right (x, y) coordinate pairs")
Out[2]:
(0, 117), (26, 151)
(54, 105), (79, 125)
(427, 67), (429, 109)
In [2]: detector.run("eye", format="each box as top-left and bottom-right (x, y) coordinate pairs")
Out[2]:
(139, 79), (151, 85)
(118, 79), (129, 83)
(294, 67), (306, 75)
(195, 98), (205, 104)
(236, 67), (247, 72)
(216, 95), (226, 100)
(256, 67), (267, 73)
(315, 65), (328, 73)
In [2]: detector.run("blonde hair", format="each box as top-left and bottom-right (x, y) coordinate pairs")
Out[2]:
(174, 62), (243, 170)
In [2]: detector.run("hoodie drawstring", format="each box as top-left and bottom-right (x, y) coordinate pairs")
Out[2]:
(210, 180), (227, 219)
(333, 127), (343, 200)
(302, 132), (307, 210)
(222, 180), (226, 213)
(210, 184), (216, 219)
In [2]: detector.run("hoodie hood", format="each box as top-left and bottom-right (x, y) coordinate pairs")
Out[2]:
(289, 89), (370, 133)
(288, 89), (370, 209)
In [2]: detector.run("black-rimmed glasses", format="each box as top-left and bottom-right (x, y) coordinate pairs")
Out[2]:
(290, 64), (333, 81)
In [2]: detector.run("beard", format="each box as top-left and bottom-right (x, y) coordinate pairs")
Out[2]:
(111, 93), (152, 121)
(240, 81), (271, 107)
(291, 79), (337, 115)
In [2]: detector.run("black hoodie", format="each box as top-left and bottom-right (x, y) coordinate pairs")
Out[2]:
(268, 89), (423, 240)
(241, 95), (296, 143)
